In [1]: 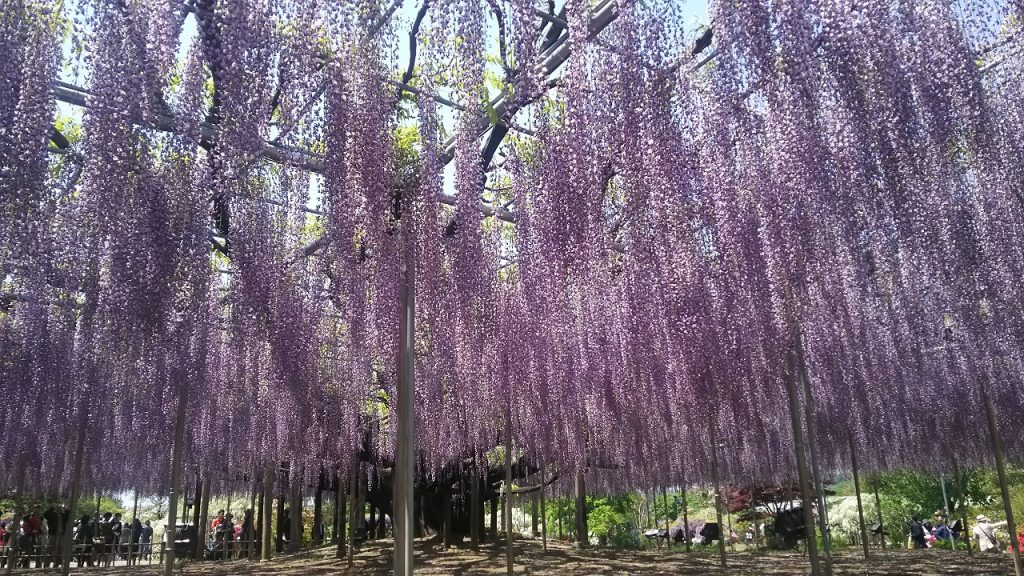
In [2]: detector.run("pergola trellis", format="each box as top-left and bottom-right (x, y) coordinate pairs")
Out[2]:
(39, 1), (716, 574)
(6, 1), (1024, 576)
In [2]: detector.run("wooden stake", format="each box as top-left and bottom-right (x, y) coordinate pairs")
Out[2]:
(849, 438), (869, 559)
(796, 347), (832, 576)
(347, 452), (358, 568)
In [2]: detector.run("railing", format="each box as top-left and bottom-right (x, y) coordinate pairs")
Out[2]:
(0, 539), (262, 571)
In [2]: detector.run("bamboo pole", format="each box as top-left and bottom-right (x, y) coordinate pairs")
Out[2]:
(709, 414), (727, 568)
(849, 438), (869, 559)
(783, 348), (820, 576)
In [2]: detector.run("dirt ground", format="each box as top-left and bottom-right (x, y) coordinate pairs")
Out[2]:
(91, 540), (1018, 575)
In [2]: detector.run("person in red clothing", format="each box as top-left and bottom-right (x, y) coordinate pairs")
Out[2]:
(211, 510), (225, 532)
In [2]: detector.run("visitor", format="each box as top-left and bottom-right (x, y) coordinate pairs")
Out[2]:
(98, 512), (114, 566)
(129, 517), (143, 565)
(211, 510), (225, 532)
(111, 512), (123, 560)
(933, 518), (952, 542)
(239, 509), (254, 557)
(140, 520), (153, 560)
(974, 515), (1007, 552)
(215, 513), (235, 560)
(22, 508), (43, 566)
(909, 516), (927, 549)
(74, 515), (94, 567)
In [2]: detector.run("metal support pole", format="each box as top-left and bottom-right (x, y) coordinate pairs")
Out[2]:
(783, 348), (820, 576)
(983, 383), (1022, 576)
(394, 218), (416, 576)
(709, 415), (727, 568)
(849, 439), (869, 559)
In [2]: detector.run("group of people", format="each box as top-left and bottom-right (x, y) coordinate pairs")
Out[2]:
(207, 508), (254, 560)
(71, 512), (154, 567)
(908, 512), (1024, 554)
(0, 505), (72, 568)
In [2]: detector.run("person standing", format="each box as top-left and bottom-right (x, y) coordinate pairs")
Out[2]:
(129, 517), (143, 565)
(909, 516), (927, 549)
(974, 515), (1008, 552)
(140, 521), (154, 561)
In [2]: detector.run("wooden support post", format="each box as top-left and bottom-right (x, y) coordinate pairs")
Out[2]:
(797, 349), (832, 576)
(491, 495), (498, 541)
(850, 438), (869, 559)
(261, 464), (274, 562)
(539, 459), (547, 553)
(504, 410), (514, 576)
(662, 486), (671, 550)
(197, 475), (211, 560)
(531, 493), (539, 537)
(872, 476), (885, 550)
(248, 473), (259, 559)
(952, 457), (972, 554)
(289, 465), (301, 553)
(313, 468), (324, 545)
(336, 472), (347, 559)
(751, 494), (760, 550)
(681, 482), (691, 553)
(442, 482), (452, 550)
(574, 469), (588, 548)
(557, 497), (563, 541)
(347, 452), (358, 568)
(983, 382), (1022, 576)
(61, 419), (87, 576)
(331, 472), (340, 545)
(163, 387), (189, 576)
(470, 463), (481, 551)
(939, 474), (956, 550)
(394, 216), (416, 576)
(783, 348), (820, 576)
(709, 415), (726, 568)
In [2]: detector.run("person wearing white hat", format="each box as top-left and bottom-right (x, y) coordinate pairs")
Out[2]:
(974, 515), (1008, 552)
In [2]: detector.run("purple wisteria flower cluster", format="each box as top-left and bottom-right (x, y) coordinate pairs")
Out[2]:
(0, 0), (1022, 500)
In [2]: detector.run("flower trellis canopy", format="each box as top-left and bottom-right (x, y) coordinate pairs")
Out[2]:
(1, 0), (1023, 496)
